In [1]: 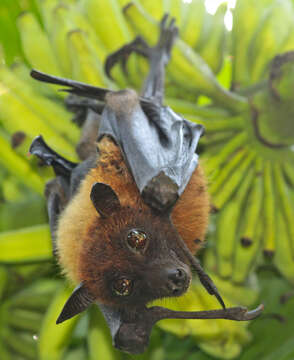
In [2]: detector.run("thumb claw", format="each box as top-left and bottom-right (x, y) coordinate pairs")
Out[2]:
(242, 304), (265, 321)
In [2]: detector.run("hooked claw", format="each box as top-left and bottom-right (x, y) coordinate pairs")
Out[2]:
(104, 13), (178, 81)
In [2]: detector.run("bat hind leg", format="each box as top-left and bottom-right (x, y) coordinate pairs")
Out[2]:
(64, 96), (103, 160)
(141, 14), (178, 103)
(105, 14), (178, 104)
(75, 109), (101, 160)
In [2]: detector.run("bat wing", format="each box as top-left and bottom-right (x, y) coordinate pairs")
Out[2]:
(98, 97), (204, 212)
(97, 301), (264, 354)
(30, 70), (204, 212)
(31, 69), (110, 100)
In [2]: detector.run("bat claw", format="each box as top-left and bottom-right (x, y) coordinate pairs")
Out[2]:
(160, 13), (169, 29)
(104, 14), (178, 81)
(214, 304), (264, 321)
(239, 304), (265, 321)
(104, 36), (150, 80)
(156, 14), (178, 62)
(30, 135), (77, 177)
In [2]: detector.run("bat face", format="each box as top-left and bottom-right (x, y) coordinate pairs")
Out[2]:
(79, 185), (192, 307)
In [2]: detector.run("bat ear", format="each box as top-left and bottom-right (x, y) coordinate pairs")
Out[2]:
(90, 182), (121, 218)
(56, 282), (94, 324)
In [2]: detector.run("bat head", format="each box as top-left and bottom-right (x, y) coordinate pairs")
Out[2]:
(83, 182), (191, 304)
(56, 185), (263, 354)
(57, 182), (192, 324)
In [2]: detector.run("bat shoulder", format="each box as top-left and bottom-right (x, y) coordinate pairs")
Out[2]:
(172, 164), (210, 254)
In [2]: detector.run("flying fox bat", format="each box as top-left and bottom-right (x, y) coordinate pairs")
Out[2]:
(29, 15), (263, 354)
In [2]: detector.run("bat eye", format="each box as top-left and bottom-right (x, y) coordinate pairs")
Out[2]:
(113, 278), (133, 296)
(127, 229), (147, 252)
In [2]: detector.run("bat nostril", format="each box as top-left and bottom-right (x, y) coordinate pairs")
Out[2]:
(172, 287), (182, 296)
(175, 268), (185, 280)
(167, 268), (187, 285)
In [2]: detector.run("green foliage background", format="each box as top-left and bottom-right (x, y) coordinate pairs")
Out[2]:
(0, 0), (294, 359)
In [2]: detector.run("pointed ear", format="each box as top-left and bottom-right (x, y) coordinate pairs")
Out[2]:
(56, 282), (94, 324)
(90, 182), (121, 218)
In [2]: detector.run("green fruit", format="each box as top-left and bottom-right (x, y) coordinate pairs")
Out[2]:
(17, 12), (62, 76)
(0, 225), (52, 264)
(39, 284), (79, 360)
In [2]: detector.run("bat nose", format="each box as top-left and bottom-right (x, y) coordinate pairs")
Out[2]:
(165, 267), (189, 295)
(168, 268), (187, 282)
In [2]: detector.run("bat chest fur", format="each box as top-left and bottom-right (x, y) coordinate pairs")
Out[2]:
(56, 137), (142, 283)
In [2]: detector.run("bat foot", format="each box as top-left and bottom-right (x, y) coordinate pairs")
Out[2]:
(104, 14), (178, 80)
(105, 36), (150, 80)
(156, 14), (178, 64)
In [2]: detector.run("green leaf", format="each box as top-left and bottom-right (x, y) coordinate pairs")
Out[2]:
(0, 132), (45, 195)
(0, 224), (52, 264)
(88, 306), (122, 360)
(239, 271), (294, 360)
